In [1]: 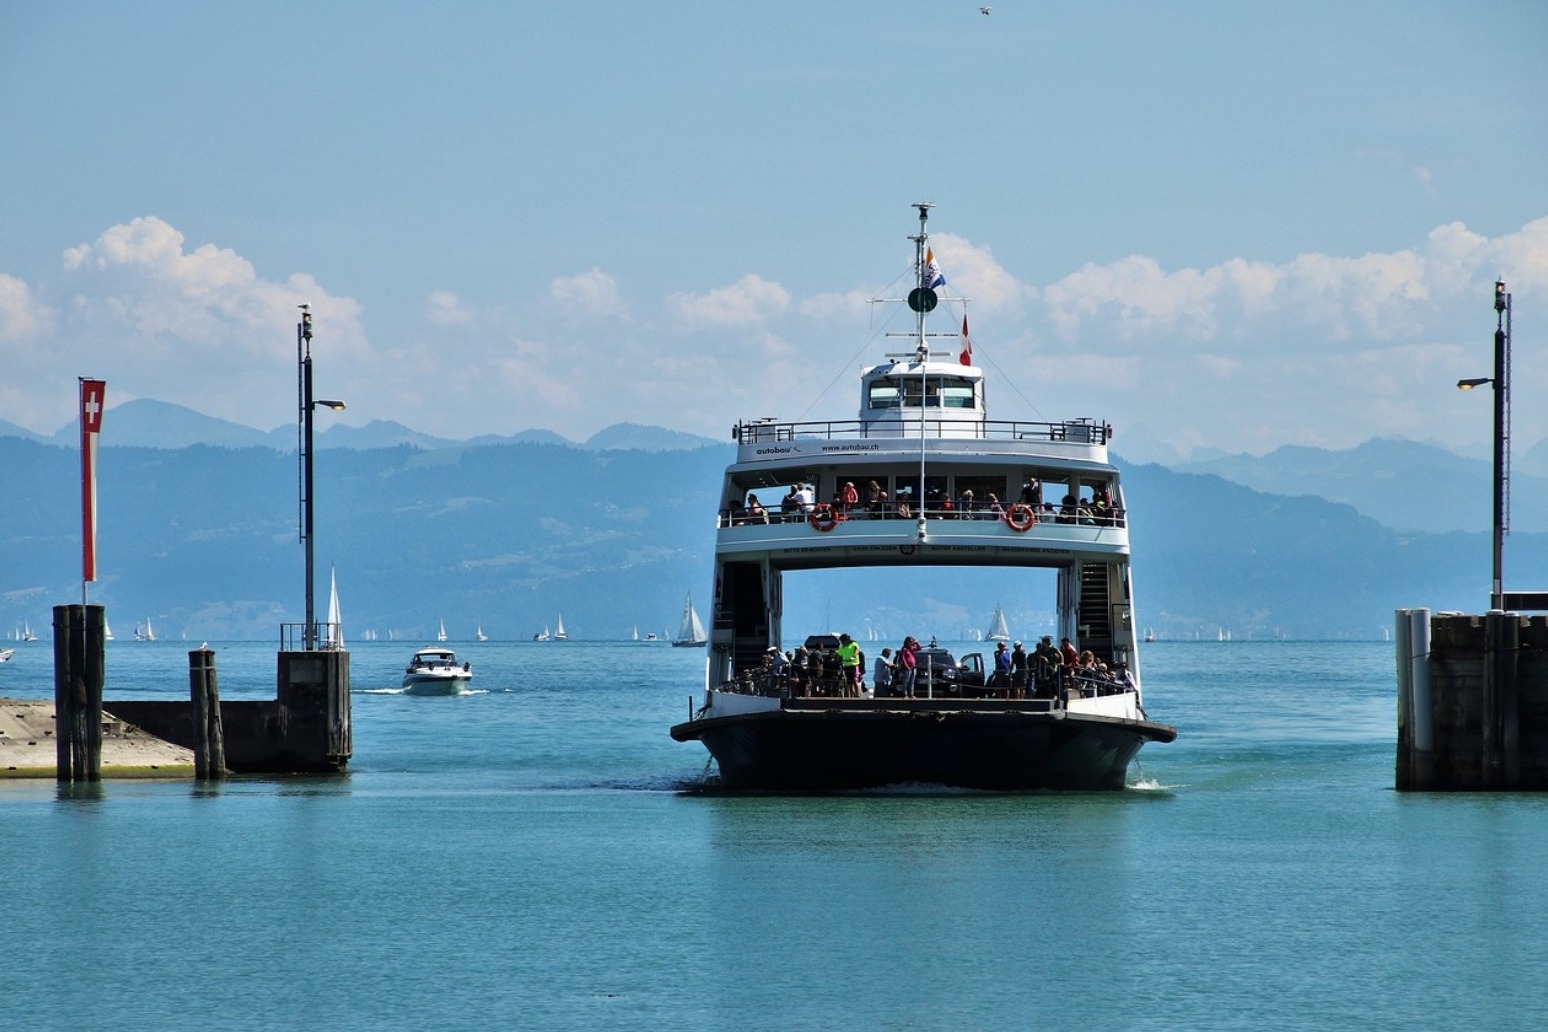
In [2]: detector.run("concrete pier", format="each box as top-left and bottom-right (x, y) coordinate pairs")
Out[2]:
(0, 699), (195, 778)
(1396, 609), (1548, 791)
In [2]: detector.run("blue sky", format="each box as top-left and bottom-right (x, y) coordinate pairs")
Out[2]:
(2, 1), (1545, 460)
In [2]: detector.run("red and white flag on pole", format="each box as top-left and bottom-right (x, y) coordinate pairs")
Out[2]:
(80, 378), (106, 583)
(959, 314), (973, 366)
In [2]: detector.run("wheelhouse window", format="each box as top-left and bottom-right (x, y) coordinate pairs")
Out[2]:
(886, 375), (977, 409)
(867, 380), (903, 409)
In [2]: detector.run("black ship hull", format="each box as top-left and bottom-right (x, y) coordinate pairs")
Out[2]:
(671, 699), (1176, 792)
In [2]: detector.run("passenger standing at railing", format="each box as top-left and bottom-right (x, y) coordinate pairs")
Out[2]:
(1033, 637), (1059, 698)
(985, 492), (1006, 520)
(873, 647), (894, 697)
(896, 636), (919, 698)
(795, 482), (815, 514)
(837, 634), (861, 697)
(781, 485), (802, 523)
(865, 480), (885, 519)
(746, 493), (770, 524)
(1061, 637), (1080, 668)
(958, 488), (976, 518)
(1091, 483), (1114, 526)
(840, 481), (859, 516)
(992, 641), (1011, 689)
(1010, 641), (1028, 698)
(1019, 477), (1043, 508)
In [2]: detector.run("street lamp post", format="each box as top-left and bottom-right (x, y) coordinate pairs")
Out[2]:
(1457, 280), (1511, 611)
(298, 306), (346, 650)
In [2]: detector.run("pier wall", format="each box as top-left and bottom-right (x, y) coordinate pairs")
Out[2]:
(1396, 610), (1548, 791)
(109, 650), (351, 775)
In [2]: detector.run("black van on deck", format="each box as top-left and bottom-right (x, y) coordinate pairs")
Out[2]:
(905, 647), (986, 697)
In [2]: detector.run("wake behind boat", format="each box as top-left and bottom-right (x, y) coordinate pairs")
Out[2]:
(670, 204), (1175, 791)
(401, 646), (472, 694)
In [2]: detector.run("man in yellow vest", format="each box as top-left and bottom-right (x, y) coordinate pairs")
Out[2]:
(837, 633), (861, 698)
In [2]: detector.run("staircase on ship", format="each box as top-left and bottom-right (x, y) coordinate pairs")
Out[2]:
(1078, 561), (1130, 661)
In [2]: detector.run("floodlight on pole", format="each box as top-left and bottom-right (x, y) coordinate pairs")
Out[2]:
(298, 306), (346, 650)
(1456, 280), (1511, 610)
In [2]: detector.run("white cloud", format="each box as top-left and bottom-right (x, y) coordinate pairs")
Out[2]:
(3, 214), (1545, 455)
(548, 268), (627, 320)
(927, 232), (1032, 314)
(426, 290), (476, 328)
(667, 274), (789, 330)
(0, 273), (56, 344)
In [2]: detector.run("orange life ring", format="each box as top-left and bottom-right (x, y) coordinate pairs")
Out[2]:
(1005, 503), (1036, 532)
(809, 504), (839, 532)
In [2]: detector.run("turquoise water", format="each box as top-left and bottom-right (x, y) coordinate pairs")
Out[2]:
(2, 639), (1545, 1031)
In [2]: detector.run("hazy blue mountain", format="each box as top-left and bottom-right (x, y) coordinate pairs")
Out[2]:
(1177, 438), (1548, 535)
(3, 436), (1543, 643)
(583, 423), (723, 452)
(271, 419), (463, 451)
(48, 399), (273, 449)
(1521, 437), (1548, 479)
(0, 417), (47, 443)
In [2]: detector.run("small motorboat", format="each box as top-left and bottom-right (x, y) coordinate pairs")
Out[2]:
(0, 647), (14, 663)
(401, 646), (472, 695)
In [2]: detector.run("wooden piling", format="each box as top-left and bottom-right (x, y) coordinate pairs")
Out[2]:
(52, 604), (104, 782)
(188, 648), (226, 779)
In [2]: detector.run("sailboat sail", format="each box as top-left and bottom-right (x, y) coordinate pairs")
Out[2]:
(673, 593), (707, 647)
(985, 604), (1011, 641)
(554, 616), (567, 640)
(325, 566), (344, 649)
(437, 619), (448, 642)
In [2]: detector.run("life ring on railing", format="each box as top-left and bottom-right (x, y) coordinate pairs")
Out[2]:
(1004, 503), (1036, 532)
(809, 504), (839, 532)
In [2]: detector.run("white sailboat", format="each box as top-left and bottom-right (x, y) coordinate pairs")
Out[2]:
(325, 566), (344, 650)
(21, 619), (37, 642)
(104, 619), (114, 642)
(985, 603), (1011, 642)
(144, 617), (156, 642)
(437, 619), (448, 642)
(672, 593), (707, 648)
(554, 616), (568, 641)
(476, 624), (488, 642)
(534, 626), (551, 642)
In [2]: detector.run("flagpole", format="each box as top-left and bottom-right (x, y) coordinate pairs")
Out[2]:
(79, 377), (106, 606)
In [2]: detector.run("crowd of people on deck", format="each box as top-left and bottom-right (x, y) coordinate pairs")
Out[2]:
(723, 476), (1125, 528)
(735, 631), (1136, 702)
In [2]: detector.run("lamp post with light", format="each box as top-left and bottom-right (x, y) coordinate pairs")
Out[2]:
(1456, 280), (1511, 611)
(298, 305), (346, 649)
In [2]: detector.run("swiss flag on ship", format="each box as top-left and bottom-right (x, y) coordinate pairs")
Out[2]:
(959, 314), (973, 366)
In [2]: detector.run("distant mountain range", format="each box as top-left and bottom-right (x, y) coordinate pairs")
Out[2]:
(1167, 437), (1548, 535)
(3, 404), (1545, 642)
(1, 399), (720, 453)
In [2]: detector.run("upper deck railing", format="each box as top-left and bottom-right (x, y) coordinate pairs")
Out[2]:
(734, 417), (1111, 446)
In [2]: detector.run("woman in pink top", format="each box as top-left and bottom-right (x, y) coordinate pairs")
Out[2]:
(896, 636), (920, 698)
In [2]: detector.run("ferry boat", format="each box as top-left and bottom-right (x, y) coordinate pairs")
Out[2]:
(670, 204), (1175, 791)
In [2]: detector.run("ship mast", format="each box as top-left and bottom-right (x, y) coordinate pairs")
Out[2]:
(909, 202), (933, 360)
(909, 203), (934, 540)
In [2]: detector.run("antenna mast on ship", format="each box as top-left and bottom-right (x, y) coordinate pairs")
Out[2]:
(908, 202), (934, 361)
(909, 203), (936, 540)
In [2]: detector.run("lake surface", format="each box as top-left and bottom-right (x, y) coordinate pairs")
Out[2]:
(2, 638), (1544, 1031)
